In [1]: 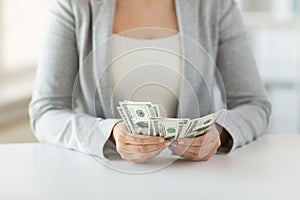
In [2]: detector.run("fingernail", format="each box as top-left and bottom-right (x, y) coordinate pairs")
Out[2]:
(159, 138), (165, 143)
(179, 140), (185, 145)
(171, 143), (177, 148)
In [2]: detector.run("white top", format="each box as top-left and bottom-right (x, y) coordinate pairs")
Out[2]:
(109, 34), (182, 118)
(1, 134), (299, 200)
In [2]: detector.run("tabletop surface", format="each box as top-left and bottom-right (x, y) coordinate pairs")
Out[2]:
(0, 134), (299, 200)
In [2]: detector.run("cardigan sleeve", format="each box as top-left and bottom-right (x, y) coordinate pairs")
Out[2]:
(28, 0), (121, 159)
(215, 0), (272, 152)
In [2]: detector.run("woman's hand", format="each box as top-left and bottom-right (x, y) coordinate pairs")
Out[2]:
(112, 122), (171, 163)
(169, 124), (221, 161)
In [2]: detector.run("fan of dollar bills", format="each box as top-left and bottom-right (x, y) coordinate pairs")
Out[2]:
(117, 100), (225, 140)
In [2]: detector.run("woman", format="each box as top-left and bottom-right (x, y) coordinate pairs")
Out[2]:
(29, 0), (271, 163)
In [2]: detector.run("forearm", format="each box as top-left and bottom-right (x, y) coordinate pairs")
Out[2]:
(29, 105), (121, 158)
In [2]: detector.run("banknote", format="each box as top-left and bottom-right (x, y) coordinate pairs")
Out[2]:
(117, 100), (225, 140)
(119, 101), (160, 135)
(150, 118), (189, 139)
(183, 109), (223, 138)
(117, 107), (133, 133)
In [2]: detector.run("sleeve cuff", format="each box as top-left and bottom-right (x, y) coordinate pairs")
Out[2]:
(215, 110), (243, 153)
(98, 118), (122, 159)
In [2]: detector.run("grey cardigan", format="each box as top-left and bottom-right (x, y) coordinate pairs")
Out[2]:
(29, 0), (272, 158)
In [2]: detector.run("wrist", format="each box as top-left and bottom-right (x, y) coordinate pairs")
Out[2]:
(109, 122), (119, 146)
(215, 124), (233, 153)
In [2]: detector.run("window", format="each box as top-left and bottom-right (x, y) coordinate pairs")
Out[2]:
(240, 0), (300, 133)
(0, 0), (51, 127)
(0, 0), (51, 76)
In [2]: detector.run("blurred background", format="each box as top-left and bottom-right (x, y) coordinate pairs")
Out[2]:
(0, 0), (299, 143)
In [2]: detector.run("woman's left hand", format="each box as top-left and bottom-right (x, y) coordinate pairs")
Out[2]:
(169, 124), (221, 161)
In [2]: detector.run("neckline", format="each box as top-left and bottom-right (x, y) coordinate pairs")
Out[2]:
(112, 33), (180, 42)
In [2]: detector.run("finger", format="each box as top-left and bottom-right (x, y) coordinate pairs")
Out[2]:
(201, 143), (219, 161)
(177, 127), (220, 147)
(114, 121), (167, 145)
(169, 146), (200, 161)
(180, 152), (201, 161)
(120, 149), (163, 163)
(117, 142), (169, 154)
(171, 146), (217, 162)
(177, 135), (206, 147)
(114, 122), (130, 134)
(131, 150), (163, 163)
(173, 139), (219, 156)
(123, 134), (165, 145)
(170, 140), (220, 161)
(170, 143), (202, 154)
(198, 137), (221, 158)
(169, 145), (189, 157)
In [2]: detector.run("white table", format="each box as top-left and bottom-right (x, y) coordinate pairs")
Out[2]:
(0, 134), (299, 200)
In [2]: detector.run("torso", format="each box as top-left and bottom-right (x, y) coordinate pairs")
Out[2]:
(110, 0), (182, 118)
(109, 34), (182, 118)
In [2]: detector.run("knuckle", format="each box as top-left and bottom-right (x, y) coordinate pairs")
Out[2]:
(194, 148), (201, 155)
(189, 138), (196, 144)
(198, 151), (205, 158)
(195, 138), (204, 145)
(213, 148), (219, 154)
(134, 137), (141, 144)
(217, 139), (221, 147)
(116, 146), (124, 154)
(203, 154), (212, 161)
(138, 146), (146, 153)
(119, 152), (127, 160)
(116, 141), (124, 149)
(204, 156), (211, 161)
(183, 146), (190, 152)
(159, 143), (166, 149)
(139, 153), (147, 160)
(192, 156), (202, 161)
(117, 144), (129, 154)
(190, 156), (201, 162)
(116, 133), (124, 141)
(196, 135), (203, 141)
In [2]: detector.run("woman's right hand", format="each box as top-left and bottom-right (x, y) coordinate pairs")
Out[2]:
(112, 122), (171, 163)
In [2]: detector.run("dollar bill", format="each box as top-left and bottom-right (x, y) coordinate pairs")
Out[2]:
(117, 100), (225, 139)
(150, 118), (189, 139)
(183, 110), (224, 138)
(117, 107), (133, 133)
(119, 101), (160, 135)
